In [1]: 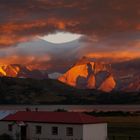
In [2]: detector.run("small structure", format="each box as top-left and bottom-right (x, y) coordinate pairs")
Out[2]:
(0, 111), (107, 140)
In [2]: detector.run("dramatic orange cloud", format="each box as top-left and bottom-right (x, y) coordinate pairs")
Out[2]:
(0, 55), (51, 70)
(86, 51), (140, 63)
(0, 19), (67, 46)
(0, 0), (139, 47)
(0, 0), (139, 72)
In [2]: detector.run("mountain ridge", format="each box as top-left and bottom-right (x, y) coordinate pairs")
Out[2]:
(0, 64), (48, 79)
(58, 57), (116, 92)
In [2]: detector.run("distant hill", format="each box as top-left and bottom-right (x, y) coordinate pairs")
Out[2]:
(0, 77), (140, 104)
(113, 59), (140, 92)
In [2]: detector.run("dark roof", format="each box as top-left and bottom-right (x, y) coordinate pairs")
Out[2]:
(2, 111), (104, 124)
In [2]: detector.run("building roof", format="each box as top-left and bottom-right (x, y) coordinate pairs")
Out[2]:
(0, 111), (16, 120)
(2, 111), (104, 124)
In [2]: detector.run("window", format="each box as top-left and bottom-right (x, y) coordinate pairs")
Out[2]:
(8, 124), (13, 131)
(35, 125), (42, 134)
(66, 127), (73, 136)
(52, 127), (58, 135)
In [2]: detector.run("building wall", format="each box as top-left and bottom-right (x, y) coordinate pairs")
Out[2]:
(0, 121), (19, 140)
(0, 122), (11, 135)
(0, 121), (107, 140)
(83, 123), (107, 140)
(0, 121), (83, 140)
(28, 123), (83, 140)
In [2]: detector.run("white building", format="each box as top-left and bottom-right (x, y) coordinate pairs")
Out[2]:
(0, 111), (107, 140)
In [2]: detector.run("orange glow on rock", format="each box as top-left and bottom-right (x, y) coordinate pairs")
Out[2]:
(98, 74), (116, 92)
(58, 58), (116, 92)
(0, 64), (22, 77)
(87, 73), (96, 89)
(58, 63), (89, 87)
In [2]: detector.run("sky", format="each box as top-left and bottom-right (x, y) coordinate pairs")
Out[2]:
(0, 0), (140, 72)
(39, 32), (82, 44)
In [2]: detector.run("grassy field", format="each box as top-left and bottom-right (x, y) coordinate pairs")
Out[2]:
(100, 116), (140, 140)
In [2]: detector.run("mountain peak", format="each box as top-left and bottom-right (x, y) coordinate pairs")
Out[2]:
(58, 58), (116, 92)
(0, 64), (48, 79)
(75, 56), (97, 66)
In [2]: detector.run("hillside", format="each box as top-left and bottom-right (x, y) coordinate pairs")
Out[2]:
(0, 77), (140, 104)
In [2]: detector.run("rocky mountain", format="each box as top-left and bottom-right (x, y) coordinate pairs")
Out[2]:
(116, 73), (140, 92)
(112, 59), (140, 92)
(58, 57), (116, 92)
(0, 64), (48, 79)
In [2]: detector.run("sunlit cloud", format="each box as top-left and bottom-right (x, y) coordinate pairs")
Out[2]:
(0, 0), (139, 72)
(0, 0), (139, 47)
(39, 32), (82, 44)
